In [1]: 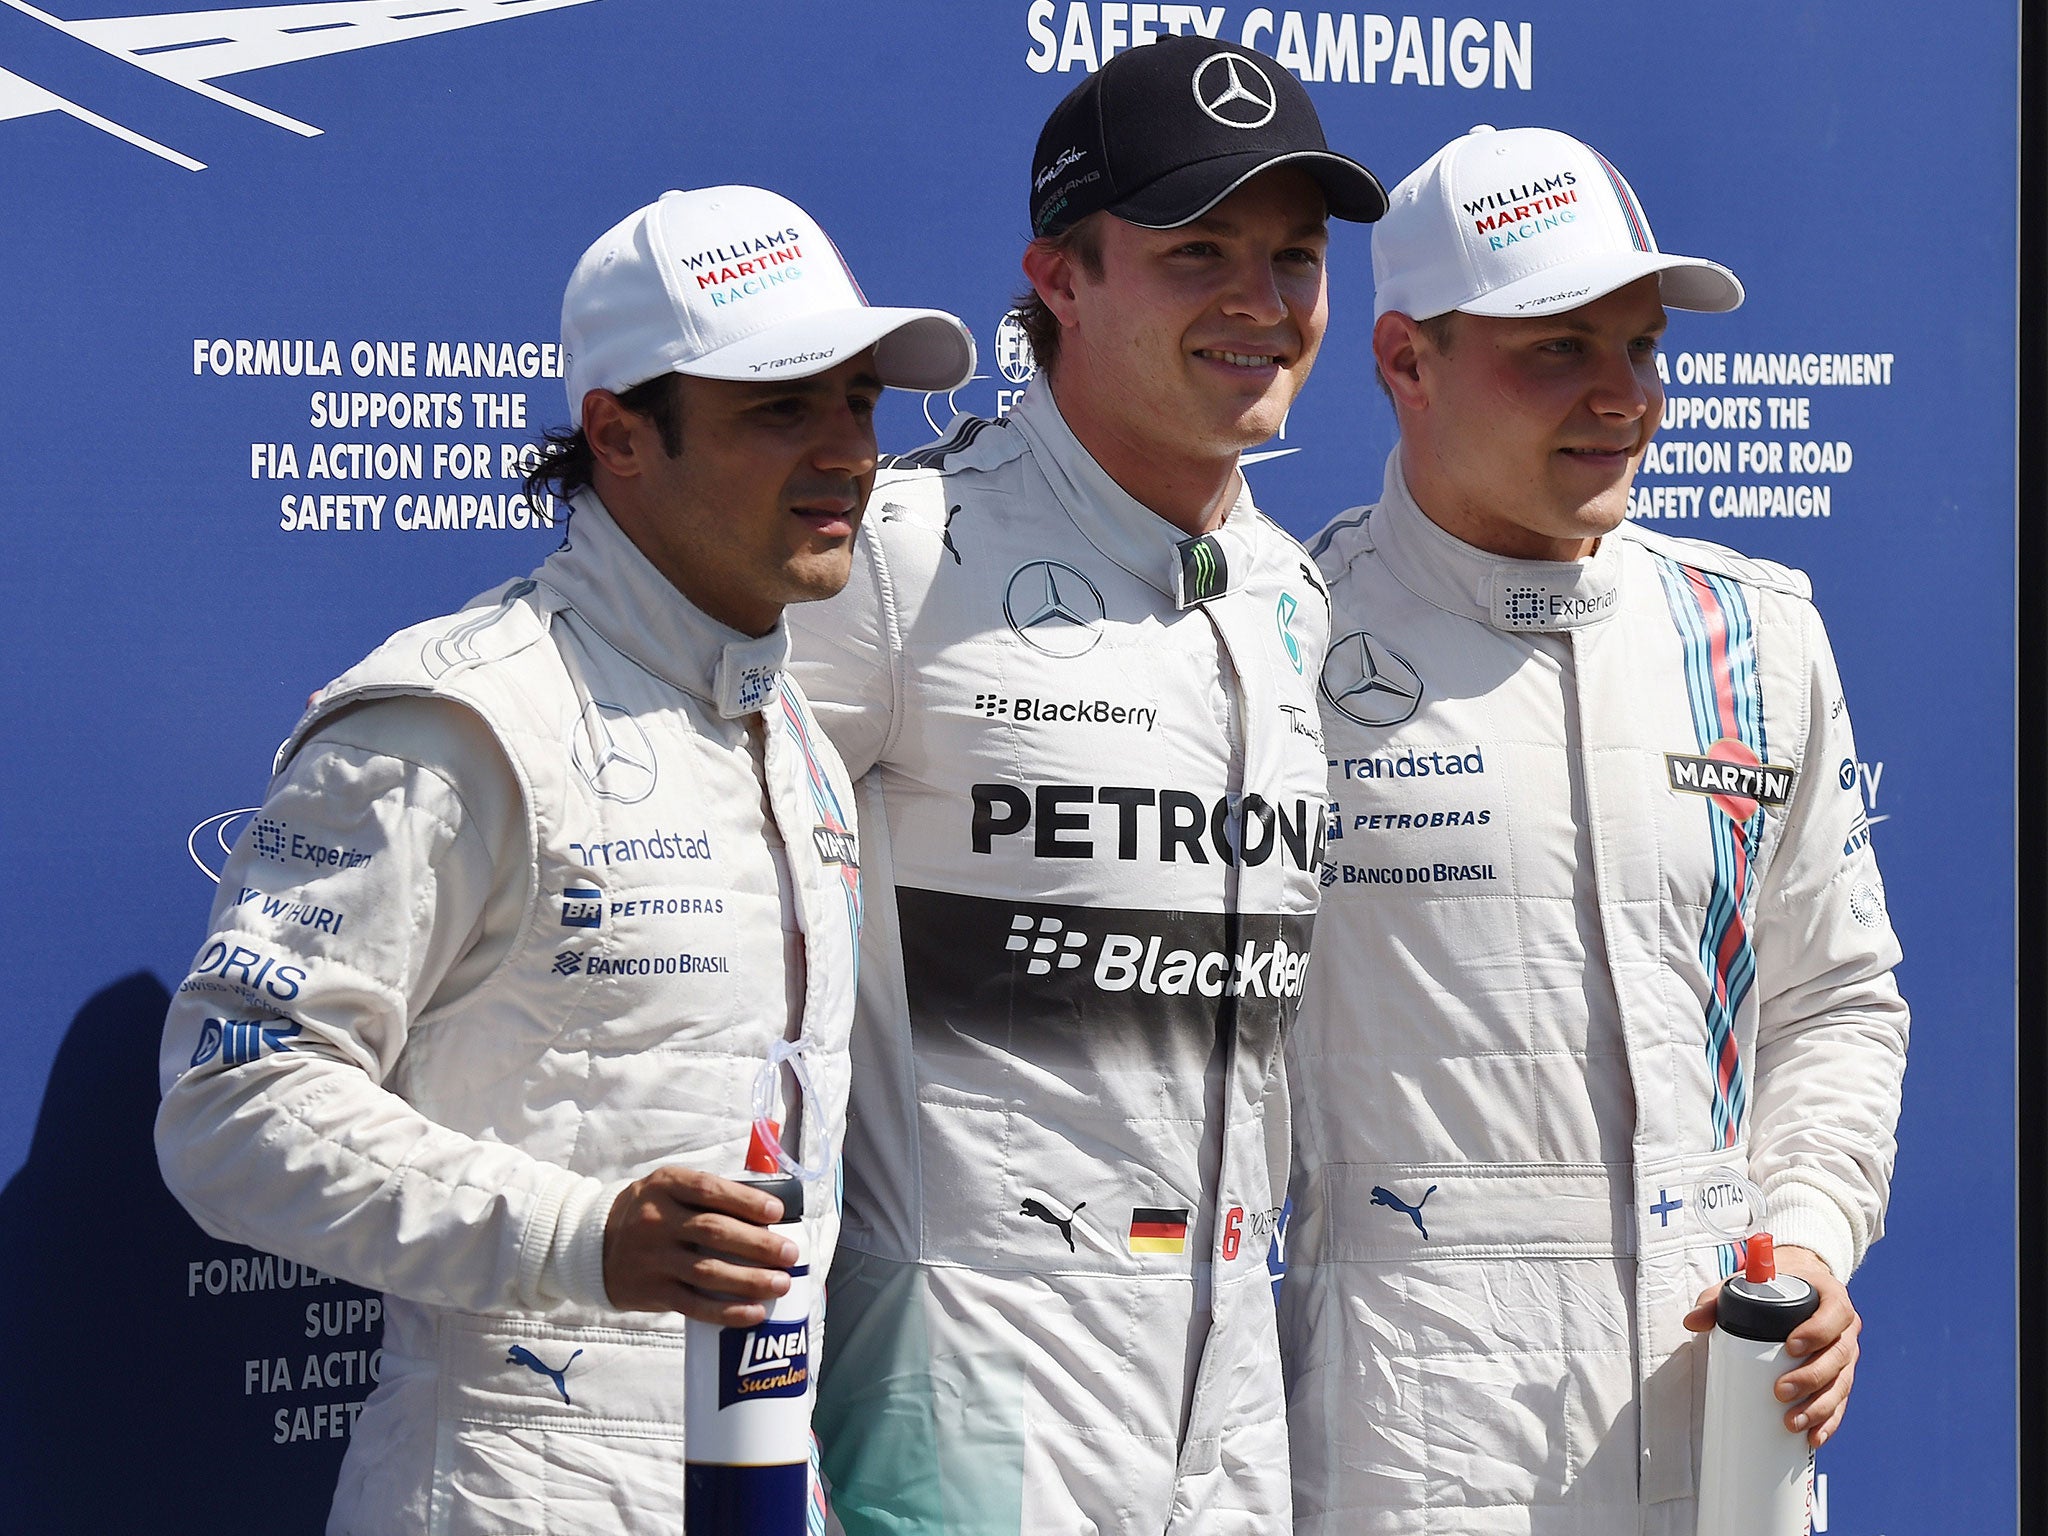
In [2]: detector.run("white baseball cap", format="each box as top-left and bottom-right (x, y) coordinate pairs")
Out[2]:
(1372, 126), (1743, 322)
(562, 186), (975, 426)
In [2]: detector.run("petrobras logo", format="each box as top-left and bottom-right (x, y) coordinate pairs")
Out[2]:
(559, 887), (604, 929)
(971, 781), (1324, 872)
(2, 0), (607, 171)
(1003, 910), (1309, 1000)
(718, 1315), (810, 1409)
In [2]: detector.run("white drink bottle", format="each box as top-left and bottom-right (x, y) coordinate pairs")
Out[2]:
(684, 1124), (814, 1536)
(1696, 1232), (1822, 1536)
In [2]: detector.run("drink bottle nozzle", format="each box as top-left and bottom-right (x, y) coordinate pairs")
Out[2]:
(745, 1120), (781, 1175)
(1744, 1232), (1776, 1284)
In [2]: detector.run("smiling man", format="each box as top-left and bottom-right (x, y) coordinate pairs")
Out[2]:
(1282, 127), (1909, 1534)
(154, 187), (971, 1535)
(785, 37), (1382, 1536)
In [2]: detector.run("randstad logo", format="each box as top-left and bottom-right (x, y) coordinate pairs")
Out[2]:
(4, 1), (607, 171)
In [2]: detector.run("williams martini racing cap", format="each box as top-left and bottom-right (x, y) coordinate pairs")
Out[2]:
(562, 185), (975, 426)
(1029, 35), (1386, 238)
(1371, 125), (1744, 321)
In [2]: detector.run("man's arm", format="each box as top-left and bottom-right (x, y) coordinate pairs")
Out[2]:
(1685, 599), (1909, 1445)
(155, 697), (794, 1324)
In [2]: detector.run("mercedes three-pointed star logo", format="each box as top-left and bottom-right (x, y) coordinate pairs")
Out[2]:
(1003, 560), (1107, 658)
(1319, 630), (1424, 727)
(1193, 51), (1279, 129)
(570, 700), (659, 802)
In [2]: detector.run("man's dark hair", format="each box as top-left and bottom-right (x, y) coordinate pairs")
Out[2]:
(1010, 213), (1108, 376)
(522, 373), (685, 507)
(1374, 312), (1460, 402)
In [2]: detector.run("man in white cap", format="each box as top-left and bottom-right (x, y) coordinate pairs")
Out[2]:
(786, 34), (1384, 1536)
(155, 187), (972, 1535)
(1282, 126), (1908, 1533)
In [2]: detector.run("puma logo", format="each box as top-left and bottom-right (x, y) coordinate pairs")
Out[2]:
(1020, 1196), (1086, 1252)
(1370, 1184), (1437, 1240)
(942, 503), (964, 565)
(506, 1344), (584, 1404)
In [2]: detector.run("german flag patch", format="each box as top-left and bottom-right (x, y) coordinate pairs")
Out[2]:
(1127, 1207), (1190, 1255)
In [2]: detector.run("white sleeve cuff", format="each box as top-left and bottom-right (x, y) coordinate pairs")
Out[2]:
(1761, 1178), (1861, 1280)
(537, 1175), (632, 1310)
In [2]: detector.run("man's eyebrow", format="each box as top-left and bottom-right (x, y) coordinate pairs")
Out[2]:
(1538, 313), (1669, 336)
(1181, 213), (1331, 242)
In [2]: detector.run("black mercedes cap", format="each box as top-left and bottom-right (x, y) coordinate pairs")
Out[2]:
(1029, 37), (1387, 238)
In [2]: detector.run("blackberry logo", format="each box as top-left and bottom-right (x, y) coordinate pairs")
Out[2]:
(1007, 914), (1089, 975)
(1501, 587), (1546, 626)
(974, 694), (1158, 731)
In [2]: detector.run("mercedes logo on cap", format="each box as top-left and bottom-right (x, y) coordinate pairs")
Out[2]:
(1320, 630), (1424, 727)
(1004, 560), (1106, 657)
(1193, 51), (1279, 129)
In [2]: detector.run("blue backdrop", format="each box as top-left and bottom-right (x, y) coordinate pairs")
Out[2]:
(0, 3), (2014, 1530)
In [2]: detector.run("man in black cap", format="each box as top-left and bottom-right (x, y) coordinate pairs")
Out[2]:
(787, 37), (1381, 1536)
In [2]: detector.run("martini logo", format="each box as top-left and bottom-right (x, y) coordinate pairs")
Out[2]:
(2, 0), (607, 171)
(1128, 1207), (1190, 1255)
(1666, 740), (1795, 822)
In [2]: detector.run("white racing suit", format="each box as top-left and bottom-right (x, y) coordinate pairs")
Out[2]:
(1280, 451), (1908, 1535)
(786, 381), (1330, 1535)
(156, 495), (859, 1535)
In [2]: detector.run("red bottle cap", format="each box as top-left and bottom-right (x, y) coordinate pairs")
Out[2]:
(745, 1119), (781, 1174)
(1744, 1231), (1776, 1284)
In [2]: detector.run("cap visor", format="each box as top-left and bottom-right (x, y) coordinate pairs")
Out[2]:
(678, 306), (976, 391)
(1112, 149), (1389, 228)
(1457, 251), (1744, 318)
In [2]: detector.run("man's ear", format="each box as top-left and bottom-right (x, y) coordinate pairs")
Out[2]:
(583, 390), (650, 481)
(1373, 312), (1429, 413)
(1021, 239), (1085, 332)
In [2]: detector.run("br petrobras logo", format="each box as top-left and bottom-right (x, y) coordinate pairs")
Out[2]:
(995, 311), (1037, 385)
(1004, 560), (1106, 658)
(0, 1), (606, 171)
(1275, 591), (1303, 673)
(570, 700), (657, 803)
(559, 886), (603, 929)
(1320, 631), (1424, 728)
(1192, 51), (1277, 129)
